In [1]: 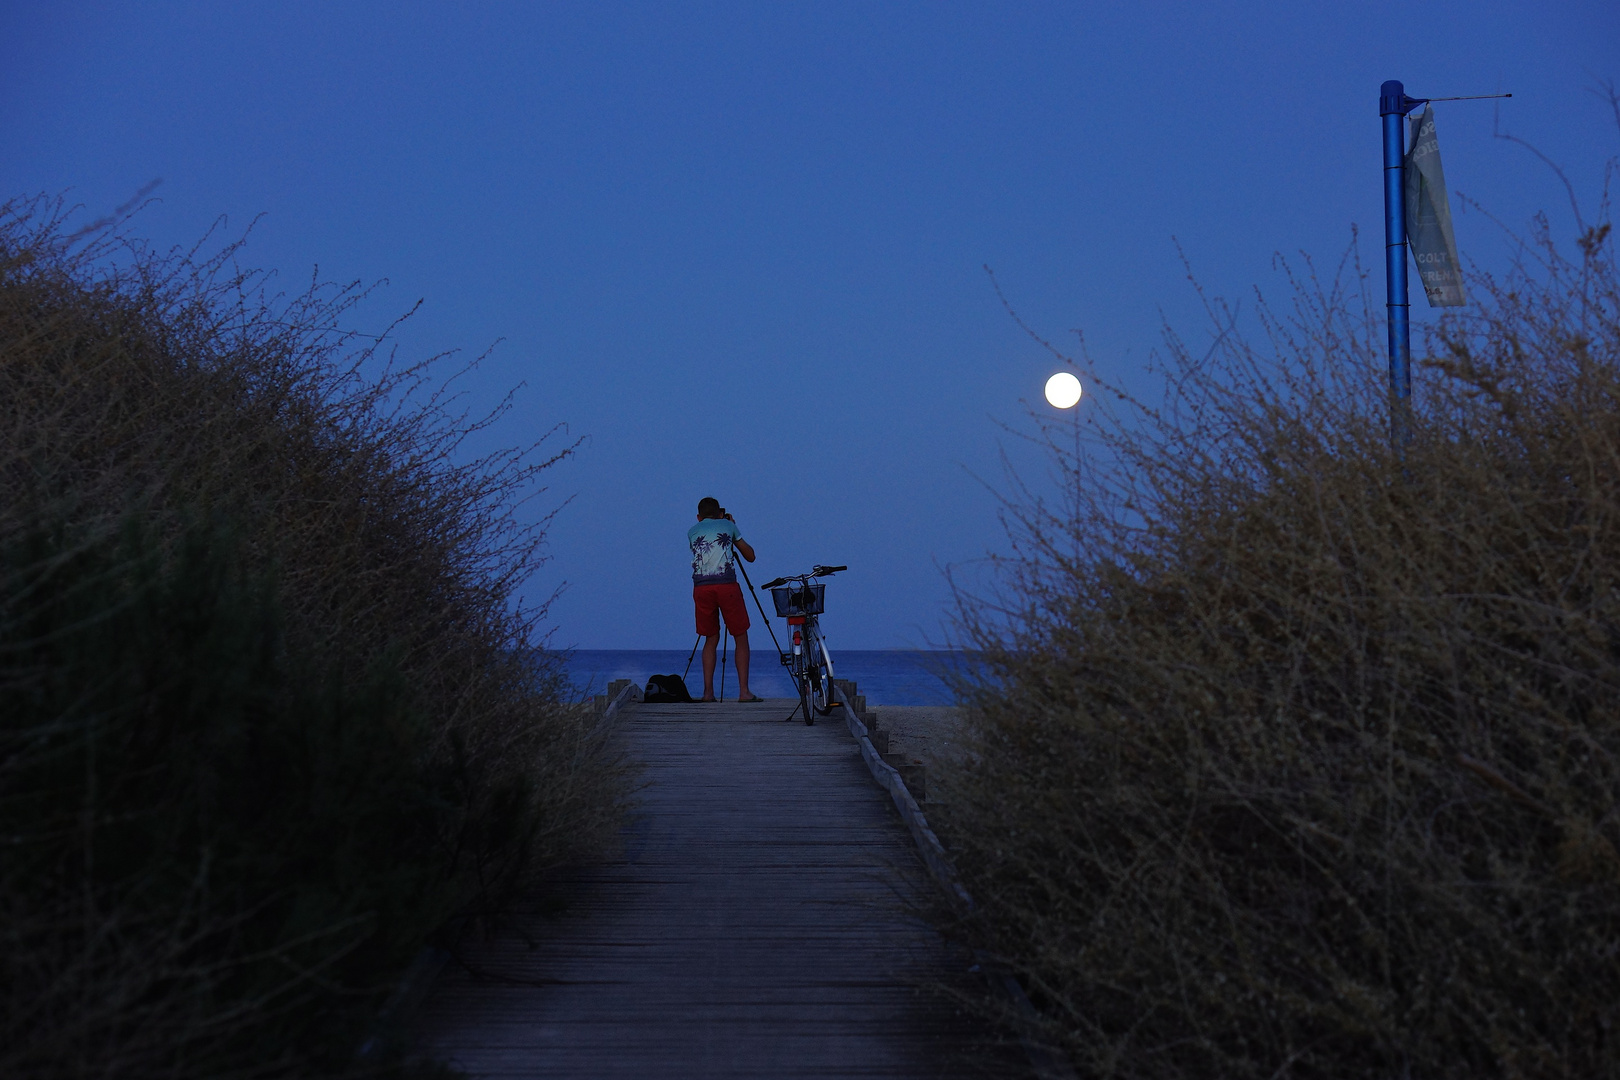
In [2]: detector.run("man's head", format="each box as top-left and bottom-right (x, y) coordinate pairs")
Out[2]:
(697, 496), (723, 520)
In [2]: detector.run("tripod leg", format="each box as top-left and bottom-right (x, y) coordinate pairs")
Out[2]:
(682, 634), (701, 682)
(736, 560), (788, 664)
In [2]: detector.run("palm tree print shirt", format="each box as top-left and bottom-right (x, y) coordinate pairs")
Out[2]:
(688, 518), (743, 585)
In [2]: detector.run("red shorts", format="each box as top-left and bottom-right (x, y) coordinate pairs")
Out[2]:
(693, 582), (750, 637)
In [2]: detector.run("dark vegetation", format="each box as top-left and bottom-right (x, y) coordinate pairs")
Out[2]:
(948, 190), (1620, 1073)
(0, 199), (626, 1078)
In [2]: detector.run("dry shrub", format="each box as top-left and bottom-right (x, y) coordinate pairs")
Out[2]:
(0, 198), (626, 1078)
(948, 209), (1620, 1078)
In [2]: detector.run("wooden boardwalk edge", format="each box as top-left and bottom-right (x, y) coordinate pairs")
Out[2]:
(360, 680), (645, 1064)
(832, 682), (969, 909)
(831, 682), (1078, 1080)
(600, 677), (640, 721)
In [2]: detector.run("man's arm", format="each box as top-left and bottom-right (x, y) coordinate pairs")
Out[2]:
(723, 513), (756, 562)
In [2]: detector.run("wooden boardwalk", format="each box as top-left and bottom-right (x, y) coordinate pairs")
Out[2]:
(415, 697), (1023, 1078)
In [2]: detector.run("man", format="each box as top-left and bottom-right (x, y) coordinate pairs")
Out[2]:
(688, 496), (759, 702)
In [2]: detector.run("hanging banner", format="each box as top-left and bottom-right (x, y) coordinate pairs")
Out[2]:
(1404, 104), (1467, 306)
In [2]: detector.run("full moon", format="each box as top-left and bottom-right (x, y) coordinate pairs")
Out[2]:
(1044, 371), (1083, 409)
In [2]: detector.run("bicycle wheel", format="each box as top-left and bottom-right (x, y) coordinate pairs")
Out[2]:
(811, 624), (836, 715)
(792, 630), (814, 725)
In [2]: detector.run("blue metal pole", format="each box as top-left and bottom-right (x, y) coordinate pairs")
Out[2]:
(1380, 79), (1414, 451)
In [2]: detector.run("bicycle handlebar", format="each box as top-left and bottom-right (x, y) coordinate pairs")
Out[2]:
(760, 564), (847, 590)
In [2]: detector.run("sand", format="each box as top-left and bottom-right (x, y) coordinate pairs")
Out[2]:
(870, 704), (961, 760)
(867, 704), (967, 802)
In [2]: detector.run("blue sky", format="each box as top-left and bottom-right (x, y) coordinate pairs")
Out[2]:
(2, 2), (1615, 648)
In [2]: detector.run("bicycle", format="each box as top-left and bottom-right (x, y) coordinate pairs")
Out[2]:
(759, 565), (845, 725)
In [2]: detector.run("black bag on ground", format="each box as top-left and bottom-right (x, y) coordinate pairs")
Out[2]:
(644, 674), (693, 703)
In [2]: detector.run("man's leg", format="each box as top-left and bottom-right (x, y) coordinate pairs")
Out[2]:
(715, 583), (754, 700)
(701, 634), (719, 699)
(733, 630), (751, 699)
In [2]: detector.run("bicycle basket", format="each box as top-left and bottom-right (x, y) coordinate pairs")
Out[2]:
(770, 583), (825, 617)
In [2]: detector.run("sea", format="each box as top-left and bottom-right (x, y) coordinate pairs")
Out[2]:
(556, 649), (975, 706)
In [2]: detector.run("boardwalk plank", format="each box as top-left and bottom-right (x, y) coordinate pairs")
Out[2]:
(415, 698), (1020, 1078)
